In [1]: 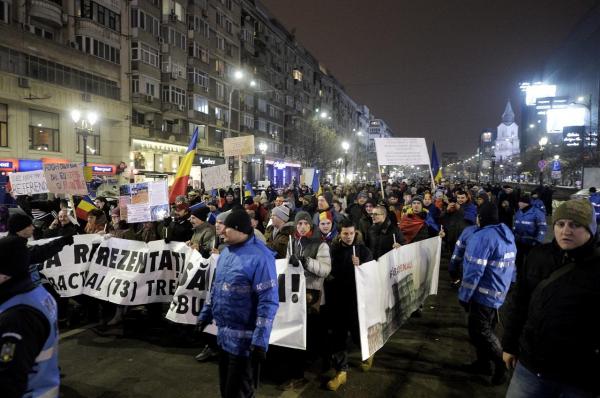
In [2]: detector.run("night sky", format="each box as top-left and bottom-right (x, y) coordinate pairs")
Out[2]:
(261, 0), (595, 156)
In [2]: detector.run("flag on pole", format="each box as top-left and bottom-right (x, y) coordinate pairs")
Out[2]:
(311, 170), (322, 196)
(75, 195), (96, 220)
(431, 142), (442, 183)
(169, 127), (199, 204)
(244, 182), (254, 198)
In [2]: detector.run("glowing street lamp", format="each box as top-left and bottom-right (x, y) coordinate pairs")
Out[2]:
(71, 109), (99, 166)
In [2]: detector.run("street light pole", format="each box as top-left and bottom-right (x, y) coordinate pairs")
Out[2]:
(538, 136), (548, 185)
(71, 109), (98, 167)
(491, 154), (496, 184)
(341, 141), (350, 184)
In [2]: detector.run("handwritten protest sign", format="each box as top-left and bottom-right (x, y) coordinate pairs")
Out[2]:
(9, 170), (49, 196)
(44, 163), (88, 196)
(223, 135), (255, 157)
(201, 164), (231, 190)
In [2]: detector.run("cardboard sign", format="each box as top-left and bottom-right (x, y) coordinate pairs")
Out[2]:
(201, 164), (231, 190)
(9, 170), (49, 196)
(223, 135), (255, 157)
(43, 163), (88, 196)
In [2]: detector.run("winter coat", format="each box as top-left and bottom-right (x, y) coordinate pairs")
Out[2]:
(589, 192), (600, 223)
(514, 206), (547, 246)
(347, 203), (364, 226)
(190, 222), (216, 257)
(42, 223), (78, 238)
(290, 234), (331, 303)
(441, 207), (468, 248)
(461, 202), (477, 225)
(198, 235), (279, 356)
(160, 216), (193, 243)
(264, 222), (295, 259)
(458, 223), (516, 309)
(448, 225), (479, 279)
(502, 239), (600, 394)
(366, 218), (406, 260)
(531, 198), (546, 215)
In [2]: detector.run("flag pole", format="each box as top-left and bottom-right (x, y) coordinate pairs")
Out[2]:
(239, 155), (243, 204)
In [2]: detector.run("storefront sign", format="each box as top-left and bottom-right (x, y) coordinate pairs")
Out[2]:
(0, 159), (16, 170)
(90, 164), (116, 175)
(195, 155), (225, 166)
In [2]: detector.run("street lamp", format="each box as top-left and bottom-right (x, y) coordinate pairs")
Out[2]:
(539, 136), (548, 185)
(490, 154), (496, 184)
(342, 141), (350, 183)
(71, 109), (98, 166)
(258, 142), (267, 181)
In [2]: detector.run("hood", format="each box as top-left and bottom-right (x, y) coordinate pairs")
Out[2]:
(480, 223), (514, 244)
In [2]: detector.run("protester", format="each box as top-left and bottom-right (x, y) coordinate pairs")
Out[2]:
(0, 214), (75, 397)
(326, 218), (374, 390)
(198, 210), (279, 398)
(108, 208), (137, 240)
(458, 202), (516, 385)
(84, 209), (107, 234)
(358, 199), (375, 239)
(278, 211), (331, 390)
(503, 199), (600, 397)
(43, 208), (79, 238)
(265, 205), (294, 258)
(347, 192), (368, 225)
(161, 203), (193, 243)
(246, 210), (266, 243)
(399, 196), (438, 244)
(312, 194), (343, 227)
(315, 210), (338, 244)
(188, 206), (216, 258)
(366, 205), (405, 260)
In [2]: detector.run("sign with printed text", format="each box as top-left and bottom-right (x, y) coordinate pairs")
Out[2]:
(9, 170), (49, 196)
(43, 163), (88, 196)
(223, 135), (255, 157)
(201, 164), (231, 190)
(374, 138), (431, 166)
(119, 180), (170, 223)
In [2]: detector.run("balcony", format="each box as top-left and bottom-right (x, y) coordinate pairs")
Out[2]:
(30, 0), (63, 27)
(187, 109), (213, 124)
(75, 18), (120, 46)
(161, 102), (186, 114)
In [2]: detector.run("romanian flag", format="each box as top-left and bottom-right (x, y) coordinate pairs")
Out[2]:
(76, 196), (96, 220)
(431, 142), (442, 183)
(244, 182), (254, 198)
(169, 127), (198, 203)
(311, 170), (322, 196)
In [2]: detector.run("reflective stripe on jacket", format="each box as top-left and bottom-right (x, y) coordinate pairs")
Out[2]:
(514, 206), (547, 245)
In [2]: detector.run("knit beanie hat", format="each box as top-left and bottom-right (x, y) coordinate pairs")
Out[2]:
(191, 206), (210, 222)
(272, 205), (290, 222)
(411, 195), (424, 205)
(8, 214), (33, 234)
(477, 191), (489, 203)
(518, 194), (531, 205)
(216, 210), (231, 223)
(319, 210), (334, 224)
(294, 211), (313, 226)
(224, 210), (253, 235)
(357, 192), (369, 200)
(477, 202), (499, 227)
(553, 199), (597, 236)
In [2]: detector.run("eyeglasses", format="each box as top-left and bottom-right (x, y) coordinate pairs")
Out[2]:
(372, 213), (384, 216)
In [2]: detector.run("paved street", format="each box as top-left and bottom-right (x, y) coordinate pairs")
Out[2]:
(58, 260), (508, 398)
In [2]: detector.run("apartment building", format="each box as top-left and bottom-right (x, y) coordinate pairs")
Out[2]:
(0, 0), (130, 176)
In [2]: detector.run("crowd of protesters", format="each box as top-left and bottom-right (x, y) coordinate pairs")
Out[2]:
(0, 176), (598, 398)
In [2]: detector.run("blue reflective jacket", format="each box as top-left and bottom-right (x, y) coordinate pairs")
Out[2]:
(0, 286), (59, 398)
(459, 224), (516, 309)
(531, 198), (546, 215)
(514, 206), (547, 245)
(199, 235), (279, 356)
(449, 225), (479, 275)
(589, 192), (600, 223)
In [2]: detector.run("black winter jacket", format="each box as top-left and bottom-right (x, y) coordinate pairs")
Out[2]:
(502, 239), (600, 394)
(366, 218), (406, 260)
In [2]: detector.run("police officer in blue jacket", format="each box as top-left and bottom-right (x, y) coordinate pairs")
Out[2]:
(0, 213), (75, 398)
(198, 210), (279, 398)
(458, 202), (516, 386)
(530, 192), (546, 215)
(448, 224), (479, 287)
(588, 187), (600, 224)
(513, 194), (547, 273)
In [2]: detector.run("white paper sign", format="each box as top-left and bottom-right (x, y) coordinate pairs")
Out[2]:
(201, 164), (231, 190)
(374, 138), (431, 166)
(9, 170), (49, 195)
(223, 135), (255, 157)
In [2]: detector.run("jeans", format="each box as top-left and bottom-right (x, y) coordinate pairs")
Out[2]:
(218, 350), (254, 398)
(506, 362), (597, 398)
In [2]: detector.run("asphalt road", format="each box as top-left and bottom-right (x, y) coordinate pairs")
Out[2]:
(58, 261), (509, 398)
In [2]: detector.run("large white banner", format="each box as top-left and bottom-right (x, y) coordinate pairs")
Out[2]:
(374, 138), (430, 166)
(35, 235), (307, 349)
(355, 237), (441, 360)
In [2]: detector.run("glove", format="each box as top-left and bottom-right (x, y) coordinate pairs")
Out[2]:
(196, 320), (210, 333)
(61, 234), (75, 246)
(459, 300), (470, 313)
(288, 255), (301, 267)
(250, 345), (266, 362)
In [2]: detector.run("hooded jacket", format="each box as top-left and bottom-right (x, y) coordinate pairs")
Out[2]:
(198, 235), (279, 356)
(458, 223), (516, 309)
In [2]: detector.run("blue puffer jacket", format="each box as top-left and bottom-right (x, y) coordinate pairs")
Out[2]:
(462, 202), (477, 225)
(449, 225), (479, 276)
(514, 206), (547, 245)
(589, 192), (600, 223)
(531, 198), (546, 215)
(459, 224), (516, 309)
(199, 235), (279, 356)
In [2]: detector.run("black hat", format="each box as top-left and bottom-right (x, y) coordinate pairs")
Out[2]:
(478, 202), (499, 227)
(8, 214), (33, 234)
(0, 235), (30, 281)
(518, 194), (531, 205)
(191, 206), (210, 222)
(224, 210), (253, 235)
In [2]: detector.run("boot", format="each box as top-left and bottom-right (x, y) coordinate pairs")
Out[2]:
(360, 355), (374, 372)
(194, 345), (219, 362)
(326, 371), (347, 391)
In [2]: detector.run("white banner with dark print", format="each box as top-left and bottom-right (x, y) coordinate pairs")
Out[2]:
(355, 237), (441, 360)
